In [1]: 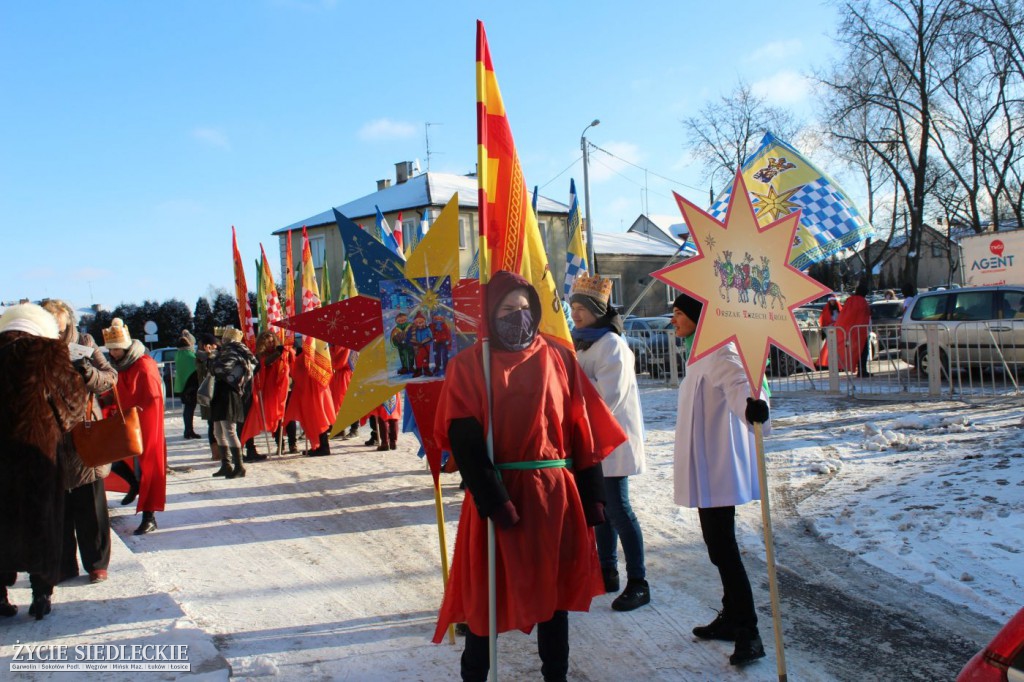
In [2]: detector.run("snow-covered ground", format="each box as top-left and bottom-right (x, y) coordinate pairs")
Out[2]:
(1, 387), (1021, 680)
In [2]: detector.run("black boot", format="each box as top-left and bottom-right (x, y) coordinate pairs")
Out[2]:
(0, 587), (16, 617)
(388, 420), (399, 450)
(611, 578), (650, 612)
(693, 611), (738, 642)
(342, 423), (359, 440)
(244, 439), (266, 462)
(134, 511), (157, 535)
(28, 594), (50, 620)
(286, 421), (299, 454)
(226, 447), (245, 478)
(121, 482), (139, 506)
(307, 431), (331, 457)
(730, 628), (766, 666)
(212, 449), (233, 477)
(364, 417), (379, 446)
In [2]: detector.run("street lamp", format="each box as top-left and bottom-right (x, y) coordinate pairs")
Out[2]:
(580, 119), (600, 274)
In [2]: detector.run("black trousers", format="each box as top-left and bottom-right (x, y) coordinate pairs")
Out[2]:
(111, 459), (139, 490)
(61, 479), (111, 576)
(698, 506), (757, 630)
(0, 572), (53, 597)
(461, 610), (569, 682)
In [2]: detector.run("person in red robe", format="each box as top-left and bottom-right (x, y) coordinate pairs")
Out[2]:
(103, 319), (166, 535)
(432, 271), (626, 682)
(329, 344), (360, 440)
(283, 344), (336, 457)
(241, 331), (293, 455)
(834, 281), (872, 377)
(816, 296), (842, 368)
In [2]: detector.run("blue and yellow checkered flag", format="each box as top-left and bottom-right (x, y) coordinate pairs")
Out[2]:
(708, 132), (873, 270)
(564, 178), (589, 295)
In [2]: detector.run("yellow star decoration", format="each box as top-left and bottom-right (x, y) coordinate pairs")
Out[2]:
(652, 170), (831, 394)
(750, 184), (802, 222)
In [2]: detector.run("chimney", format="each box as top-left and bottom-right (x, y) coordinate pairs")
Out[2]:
(377, 179), (392, 191)
(395, 161), (414, 184)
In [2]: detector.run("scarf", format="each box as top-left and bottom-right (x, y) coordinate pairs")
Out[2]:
(110, 339), (146, 371)
(571, 311), (623, 351)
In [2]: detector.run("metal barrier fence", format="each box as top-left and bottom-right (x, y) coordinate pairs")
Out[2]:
(766, 321), (1024, 401)
(622, 320), (1023, 403)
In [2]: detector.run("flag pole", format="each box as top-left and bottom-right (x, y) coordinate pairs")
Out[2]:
(476, 20), (498, 681)
(754, 421), (788, 681)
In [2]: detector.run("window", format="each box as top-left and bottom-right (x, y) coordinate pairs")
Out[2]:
(605, 274), (623, 307)
(308, 234), (326, 268)
(951, 291), (994, 321)
(931, 243), (944, 258)
(538, 220), (548, 251)
(1001, 291), (1024, 319)
(910, 294), (949, 321)
(458, 217), (467, 249)
(402, 219), (416, 250)
(666, 284), (678, 304)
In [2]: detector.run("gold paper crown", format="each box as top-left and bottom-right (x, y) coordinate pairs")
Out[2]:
(570, 274), (613, 304)
(102, 318), (132, 349)
(221, 326), (244, 344)
(213, 326), (227, 338)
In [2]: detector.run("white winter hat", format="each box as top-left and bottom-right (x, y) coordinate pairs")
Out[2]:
(0, 303), (60, 339)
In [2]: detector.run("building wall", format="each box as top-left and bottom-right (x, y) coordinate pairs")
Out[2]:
(596, 254), (677, 316)
(276, 209), (570, 303)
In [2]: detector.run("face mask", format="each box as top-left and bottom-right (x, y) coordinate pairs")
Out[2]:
(494, 308), (535, 351)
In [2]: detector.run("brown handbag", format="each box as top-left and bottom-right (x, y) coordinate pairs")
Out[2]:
(71, 386), (144, 467)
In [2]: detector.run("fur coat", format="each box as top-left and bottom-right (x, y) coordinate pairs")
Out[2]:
(0, 331), (89, 584)
(57, 330), (117, 490)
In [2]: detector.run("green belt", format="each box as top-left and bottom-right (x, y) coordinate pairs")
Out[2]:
(495, 458), (572, 471)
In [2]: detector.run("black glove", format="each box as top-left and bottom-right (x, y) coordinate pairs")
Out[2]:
(73, 357), (93, 378)
(745, 397), (769, 424)
(491, 500), (520, 529)
(583, 501), (606, 527)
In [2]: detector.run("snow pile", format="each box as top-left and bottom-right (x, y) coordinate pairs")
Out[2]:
(863, 422), (921, 451)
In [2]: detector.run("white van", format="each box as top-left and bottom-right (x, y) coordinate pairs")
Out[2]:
(899, 285), (1024, 373)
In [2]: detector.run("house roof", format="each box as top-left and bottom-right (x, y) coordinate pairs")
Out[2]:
(594, 231), (687, 257)
(273, 171), (570, 235)
(626, 214), (689, 247)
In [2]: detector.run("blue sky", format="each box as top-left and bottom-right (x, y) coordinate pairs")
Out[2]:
(0, 0), (840, 311)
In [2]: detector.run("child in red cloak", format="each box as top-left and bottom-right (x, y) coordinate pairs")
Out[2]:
(432, 271), (626, 681)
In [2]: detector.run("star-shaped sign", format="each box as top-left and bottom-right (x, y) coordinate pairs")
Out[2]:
(277, 195), (470, 483)
(652, 170), (831, 394)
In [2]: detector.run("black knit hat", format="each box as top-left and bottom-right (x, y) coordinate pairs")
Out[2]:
(673, 293), (703, 323)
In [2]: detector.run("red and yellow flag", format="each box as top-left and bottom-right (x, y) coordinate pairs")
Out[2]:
(284, 230), (296, 348)
(300, 227), (333, 387)
(231, 226), (256, 350)
(476, 21), (570, 347)
(260, 244), (284, 341)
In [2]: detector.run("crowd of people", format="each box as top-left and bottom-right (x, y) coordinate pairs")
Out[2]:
(0, 280), (774, 680)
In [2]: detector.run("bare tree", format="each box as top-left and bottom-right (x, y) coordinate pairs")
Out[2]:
(821, 0), (963, 290)
(818, 83), (898, 288)
(682, 80), (801, 192)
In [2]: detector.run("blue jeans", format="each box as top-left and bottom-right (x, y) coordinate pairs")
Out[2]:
(596, 476), (646, 580)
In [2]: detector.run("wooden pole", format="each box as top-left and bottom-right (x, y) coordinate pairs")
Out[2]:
(433, 477), (456, 644)
(754, 422), (787, 681)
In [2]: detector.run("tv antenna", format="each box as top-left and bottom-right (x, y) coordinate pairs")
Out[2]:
(425, 122), (443, 171)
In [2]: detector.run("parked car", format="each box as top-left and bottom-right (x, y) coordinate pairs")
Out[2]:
(622, 316), (683, 378)
(957, 607), (1024, 681)
(768, 306), (823, 376)
(899, 285), (1024, 375)
(870, 299), (904, 354)
(147, 346), (178, 398)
